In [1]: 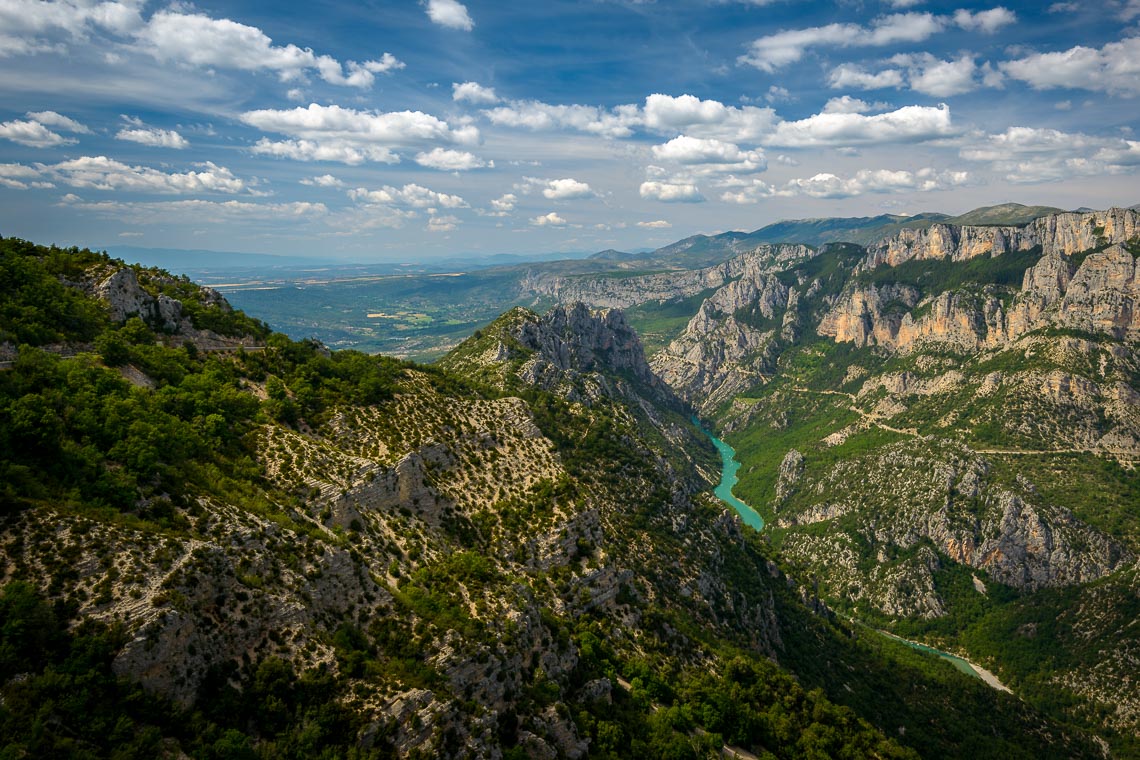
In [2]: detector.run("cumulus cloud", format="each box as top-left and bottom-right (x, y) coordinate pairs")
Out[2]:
(299, 174), (345, 188)
(44, 156), (247, 194)
(827, 64), (905, 90)
(531, 212), (568, 226)
(959, 126), (1140, 183)
(0, 119), (77, 148)
(426, 212), (460, 232)
(898, 53), (980, 96)
(349, 183), (468, 209)
(241, 103), (479, 165)
(133, 10), (402, 88)
(26, 110), (90, 133)
(953, 7), (1017, 33)
(768, 103), (956, 148)
(651, 135), (767, 174)
(542, 178), (594, 200)
(639, 180), (705, 202)
(739, 13), (943, 72)
(822, 96), (875, 114)
(484, 100), (640, 138)
(637, 220), (672, 228)
(425, 0), (474, 31)
(1001, 36), (1140, 96)
(0, 0), (144, 40)
(0, 162), (54, 189)
(722, 167), (969, 202)
(453, 81), (499, 104)
(115, 119), (189, 148)
(414, 148), (490, 170)
(642, 94), (777, 141)
(488, 193), (517, 215)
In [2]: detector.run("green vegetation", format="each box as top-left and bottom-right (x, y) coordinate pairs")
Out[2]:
(626, 288), (720, 354)
(856, 245), (1042, 295)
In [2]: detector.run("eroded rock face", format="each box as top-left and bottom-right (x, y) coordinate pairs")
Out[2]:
(777, 440), (1131, 617)
(820, 243), (1140, 352)
(862, 207), (1140, 269)
(97, 268), (183, 331)
(650, 260), (806, 410)
(519, 244), (816, 310)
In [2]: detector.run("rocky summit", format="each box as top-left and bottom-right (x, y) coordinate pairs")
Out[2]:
(1, 207), (1138, 759)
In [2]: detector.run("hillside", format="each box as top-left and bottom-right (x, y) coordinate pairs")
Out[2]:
(641, 207), (1140, 756)
(1, 236), (1104, 758)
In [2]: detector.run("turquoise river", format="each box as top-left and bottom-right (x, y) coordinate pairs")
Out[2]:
(697, 419), (994, 685)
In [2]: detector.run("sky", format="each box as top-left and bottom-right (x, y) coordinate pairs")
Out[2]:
(0, 0), (1138, 262)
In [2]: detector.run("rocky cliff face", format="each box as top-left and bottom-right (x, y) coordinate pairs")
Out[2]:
(862, 207), (1140, 269)
(820, 243), (1140, 352)
(519, 244), (814, 309)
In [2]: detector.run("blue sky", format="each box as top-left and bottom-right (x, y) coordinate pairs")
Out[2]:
(0, 0), (1137, 261)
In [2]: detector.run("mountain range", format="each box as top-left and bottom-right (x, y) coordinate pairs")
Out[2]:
(1, 203), (1138, 757)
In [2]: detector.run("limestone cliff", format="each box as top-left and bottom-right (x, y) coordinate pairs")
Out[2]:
(519, 244), (814, 309)
(862, 207), (1139, 269)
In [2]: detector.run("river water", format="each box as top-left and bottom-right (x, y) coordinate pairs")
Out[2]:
(697, 421), (765, 531)
(696, 418), (1004, 688)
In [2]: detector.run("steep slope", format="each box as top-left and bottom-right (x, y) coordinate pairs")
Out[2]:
(649, 208), (1140, 755)
(0, 236), (1101, 759)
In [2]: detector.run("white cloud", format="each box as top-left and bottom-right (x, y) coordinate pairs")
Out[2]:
(643, 94), (777, 141)
(822, 96), (874, 114)
(639, 180), (705, 202)
(531, 212), (567, 226)
(116, 125), (189, 149)
(453, 81), (499, 104)
(425, 0), (474, 31)
(900, 54), (980, 97)
(426, 213), (460, 232)
(775, 154), (799, 166)
(953, 7), (1017, 33)
(26, 110), (90, 133)
(637, 220), (672, 228)
(1047, 1), (1079, 11)
(349, 183), (468, 209)
(299, 174), (345, 188)
(1001, 37), (1140, 96)
(827, 64), (905, 90)
(722, 167), (970, 202)
(958, 126), (1140, 183)
(765, 85), (791, 103)
(484, 100), (640, 138)
(0, 119), (77, 148)
(0, 162), (52, 189)
(58, 196), (329, 223)
(134, 10), (401, 89)
(251, 138), (399, 164)
(542, 178), (594, 200)
(739, 13), (943, 72)
(241, 103), (479, 165)
(414, 148), (490, 170)
(768, 103), (956, 148)
(489, 193), (517, 215)
(0, 0), (144, 39)
(651, 135), (767, 174)
(45, 156), (247, 194)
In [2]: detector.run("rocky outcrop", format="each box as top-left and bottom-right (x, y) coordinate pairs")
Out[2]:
(821, 243), (1140, 352)
(650, 258), (806, 409)
(816, 283), (919, 348)
(519, 244), (815, 310)
(97, 267), (184, 331)
(863, 207), (1140, 269)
